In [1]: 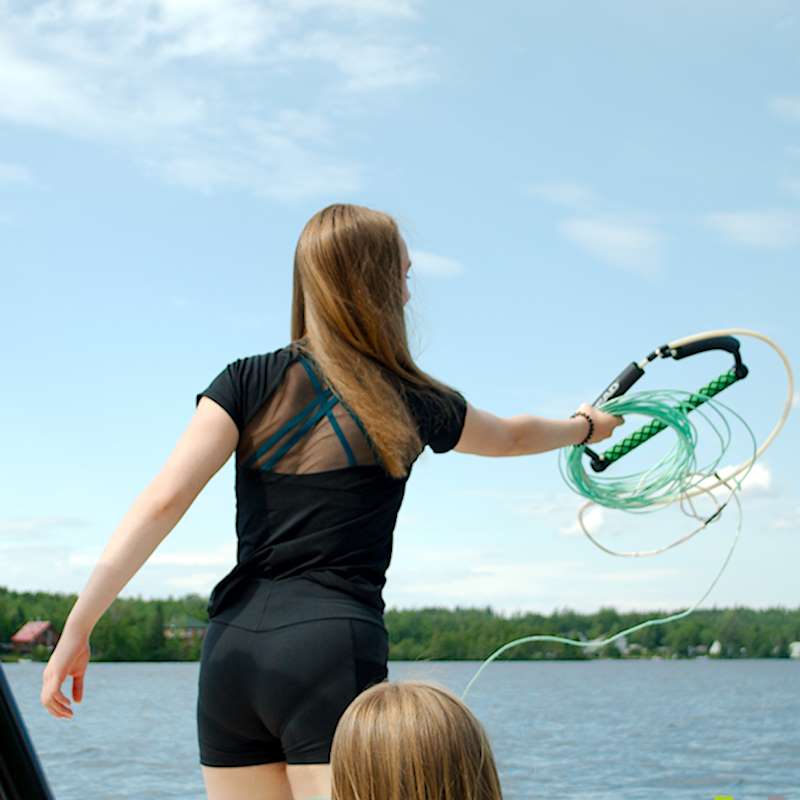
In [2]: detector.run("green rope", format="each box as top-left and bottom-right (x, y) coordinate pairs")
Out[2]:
(589, 368), (742, 470)
(460, 387), (758, 700)
(559, 386), (739, 510)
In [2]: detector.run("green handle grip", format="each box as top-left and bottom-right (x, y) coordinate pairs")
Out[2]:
(590, 367), (744, 471)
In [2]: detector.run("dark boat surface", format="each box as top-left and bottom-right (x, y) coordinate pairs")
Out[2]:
(0, 663), (55, 799)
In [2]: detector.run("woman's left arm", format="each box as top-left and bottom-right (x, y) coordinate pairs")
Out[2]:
(41, 397), (238, 718)
(64, 397), (238, 635)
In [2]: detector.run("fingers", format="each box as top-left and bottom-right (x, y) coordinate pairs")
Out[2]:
(41, 683), (74, 719)
(72, 674), (84, 703)
(44, 693), (74, 719)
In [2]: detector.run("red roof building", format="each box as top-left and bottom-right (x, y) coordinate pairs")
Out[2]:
(10, 621), (59, 653)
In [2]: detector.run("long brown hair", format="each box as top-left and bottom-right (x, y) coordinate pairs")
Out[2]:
(331, 680), (504, 800)
(290, 203), (464, 479)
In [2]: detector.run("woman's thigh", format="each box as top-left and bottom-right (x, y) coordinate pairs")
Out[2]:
(286, 763), (333, 799)
(201, 762), (293, 800)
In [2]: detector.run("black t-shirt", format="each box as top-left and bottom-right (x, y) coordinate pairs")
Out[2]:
(195, 341), (467, 621)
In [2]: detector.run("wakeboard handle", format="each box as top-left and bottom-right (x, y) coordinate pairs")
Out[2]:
(582, 335), (749, 472)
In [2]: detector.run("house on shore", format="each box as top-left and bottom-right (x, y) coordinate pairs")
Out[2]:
(163, 614), (207, 640)
(10, 621), (59, 654)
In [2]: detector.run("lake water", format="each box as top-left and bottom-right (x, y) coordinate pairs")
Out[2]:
(5, 659), (799, 799)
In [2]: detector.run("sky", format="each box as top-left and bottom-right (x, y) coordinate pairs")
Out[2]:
(1, 1), (798, 618)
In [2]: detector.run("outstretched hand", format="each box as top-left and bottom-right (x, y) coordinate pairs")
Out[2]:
(41, 629), (91, 719)
(574, 402), (625, 444)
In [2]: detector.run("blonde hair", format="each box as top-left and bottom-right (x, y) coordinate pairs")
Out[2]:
(331, 681), (503, 800)
(290, 203), (464, 479)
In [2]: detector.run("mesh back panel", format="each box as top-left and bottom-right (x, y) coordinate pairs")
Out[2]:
(238, 353), (380, 474)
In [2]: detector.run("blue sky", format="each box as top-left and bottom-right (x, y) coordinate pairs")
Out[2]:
(1, 1), (798, 617)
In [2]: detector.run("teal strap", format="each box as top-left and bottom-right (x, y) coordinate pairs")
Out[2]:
(244, 353), (376, 471)
(243, 390), (334, 470)
(298, 355), (380, 460)
(258, 391), (341, 470)
(325, 404), (357, 466)
(339, 398), (380, 462)
(297, 355), (358, 467)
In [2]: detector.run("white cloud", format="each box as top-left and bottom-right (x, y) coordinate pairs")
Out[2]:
(394, 546), (503, 566)
(690, 462), (774, 499)
(145, 134), (363, 200)
(1, 544), (82, 584)
(246, 109), (334, 146)
(388, 559), (586, 602)
(150, 545), (234, 567)
(0, 162), (34, 185)
(164, 572), (220, 592)
(559, 217), (662, 277)
(0, 515), (89, 539)
(286, 0), (421, 18)
(793, 390), (799, 409)
(408, 249), (464, 278)
(385, 556), (694, 615)
(593, 567), (682, 582)
(527, 181), (596, 210)
(513, 498), (567, 516)
(14, 1), (418, 66)
(527, 183), (663, 277)
(450, 487), (541, 499)
(704, 210), (800, 248)
(560, 505), (606, 537)
(739, 462), (773, 494)
(274, 30), (438, 92)
(450, 487), (576, 517)
(773, 505), (800, 530)
(67, 544), (235, 569)
(0, 1), (435, 198)
(770, 95), (800, 122)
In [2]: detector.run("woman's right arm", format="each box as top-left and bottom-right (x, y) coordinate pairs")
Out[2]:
(453, 402), (623, 457)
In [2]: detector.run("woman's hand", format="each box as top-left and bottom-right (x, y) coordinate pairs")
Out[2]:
(573, 402), (624, 444)
(40, 628), (91, 719)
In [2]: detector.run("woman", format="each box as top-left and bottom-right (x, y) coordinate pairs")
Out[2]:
(331, 680), (503, 800)
(40, 203), (623, 800)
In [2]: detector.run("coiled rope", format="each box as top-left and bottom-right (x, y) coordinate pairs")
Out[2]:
(460, 328), (794, 701)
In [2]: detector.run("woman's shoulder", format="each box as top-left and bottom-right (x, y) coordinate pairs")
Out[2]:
(218, 343), (298, 429)
(232, 342), (295, 368)
(220, 343), (300, 388)
(398, 373), (468, 453)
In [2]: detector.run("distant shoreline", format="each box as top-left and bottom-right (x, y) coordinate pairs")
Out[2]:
(3, 585), (799, 663)
(3, 654), (799, 664)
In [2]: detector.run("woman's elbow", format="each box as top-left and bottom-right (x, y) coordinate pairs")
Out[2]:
(453, 405), (518, 457)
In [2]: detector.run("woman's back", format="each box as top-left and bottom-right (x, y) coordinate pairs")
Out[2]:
(194, 333), (468, 779)
(195, 338), (468, 623)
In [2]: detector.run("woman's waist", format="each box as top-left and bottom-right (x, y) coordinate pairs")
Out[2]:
(210, 574), (385, 631)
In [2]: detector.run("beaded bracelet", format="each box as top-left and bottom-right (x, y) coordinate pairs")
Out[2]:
(570, 411), (594, 446)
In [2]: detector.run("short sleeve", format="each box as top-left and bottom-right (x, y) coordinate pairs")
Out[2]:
(195, 360), (246, 432)
(405, 385), (468, 454)
(427, 388), (468, 453)
(195, 346), (292, 434)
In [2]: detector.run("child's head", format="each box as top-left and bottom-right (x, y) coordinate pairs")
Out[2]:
(331, 680), (503, 800)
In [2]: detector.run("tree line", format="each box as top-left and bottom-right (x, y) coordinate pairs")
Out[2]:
(1, 586), (798, 662)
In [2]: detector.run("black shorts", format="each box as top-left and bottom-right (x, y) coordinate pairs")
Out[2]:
(196, 577), (389, 767)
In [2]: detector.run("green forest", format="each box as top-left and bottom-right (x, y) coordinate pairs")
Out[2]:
(2, 585), (798, 663)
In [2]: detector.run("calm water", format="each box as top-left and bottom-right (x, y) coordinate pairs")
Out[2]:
(5, 658), (799, 799)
